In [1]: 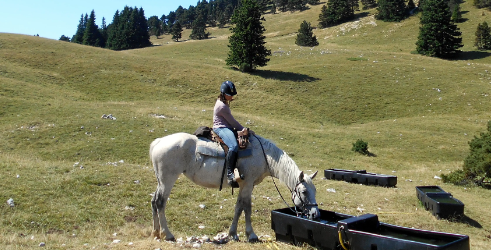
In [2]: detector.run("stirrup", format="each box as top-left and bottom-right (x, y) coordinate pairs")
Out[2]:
(228, 179), (240, 188)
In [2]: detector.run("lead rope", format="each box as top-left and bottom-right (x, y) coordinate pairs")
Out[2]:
(253, 134), (299, 215)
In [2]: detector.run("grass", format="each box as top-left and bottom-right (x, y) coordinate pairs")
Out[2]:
(1, 1), (491, 249)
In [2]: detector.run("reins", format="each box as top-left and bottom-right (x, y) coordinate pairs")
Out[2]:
(253, 134), (305, 216)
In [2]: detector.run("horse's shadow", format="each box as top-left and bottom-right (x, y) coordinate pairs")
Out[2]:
(251, 69), (320, 82)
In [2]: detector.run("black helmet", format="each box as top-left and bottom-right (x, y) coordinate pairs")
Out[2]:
(220, 81), (237, 96)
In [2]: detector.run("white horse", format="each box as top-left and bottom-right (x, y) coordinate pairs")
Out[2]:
(150, 132), (319, 242)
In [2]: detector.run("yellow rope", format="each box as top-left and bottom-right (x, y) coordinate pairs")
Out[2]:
(338, 226), (349, 250)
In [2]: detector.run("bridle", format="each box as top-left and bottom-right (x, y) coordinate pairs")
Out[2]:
(253, 134), (318, 217)
(291, 181), (319, 217)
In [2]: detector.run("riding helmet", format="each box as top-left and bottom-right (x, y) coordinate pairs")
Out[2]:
(220, 81), (237, 96)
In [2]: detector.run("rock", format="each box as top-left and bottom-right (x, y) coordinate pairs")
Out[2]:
(199, 204), (205, 209)
(7, 198), (14, 207)
(39, 242), (45, 247)
(213, 233), (229, 244)
(192, 243), (201, 248)
(101, 114), (116, 120)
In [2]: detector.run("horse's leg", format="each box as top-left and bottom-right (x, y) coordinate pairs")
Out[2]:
(229, 194), (243, 241)
(229, 184), (258, 242)
(241, 185), (259, 242)
(151, 190), (160, 238)
(153, 175), (179, 241)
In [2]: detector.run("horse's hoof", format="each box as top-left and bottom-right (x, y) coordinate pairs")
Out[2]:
(248, 233), (259, 243)
(165, 236), (176, 242)
(230, 234), (240, 241)
(152, 230), (160, 239)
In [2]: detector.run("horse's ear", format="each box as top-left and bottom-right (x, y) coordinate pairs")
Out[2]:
(299, 171), (304, 182)
(310, 171), (318, 180)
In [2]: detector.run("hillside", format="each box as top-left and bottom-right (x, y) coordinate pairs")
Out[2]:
(1, 2), (491, 249)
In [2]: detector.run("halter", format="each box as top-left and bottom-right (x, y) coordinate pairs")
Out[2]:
(291, 181), (319, 217)
(253, 134), (318, 217)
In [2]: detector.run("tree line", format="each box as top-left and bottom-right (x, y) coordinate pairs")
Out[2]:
(60, 0), (491, 58)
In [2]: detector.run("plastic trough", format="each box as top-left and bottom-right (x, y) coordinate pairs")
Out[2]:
(324, 169), (397, 187)
(416, 186), (465, 219)
(271, 208), (469, 250)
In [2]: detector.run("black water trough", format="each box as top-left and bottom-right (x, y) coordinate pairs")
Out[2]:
(271, 208), (469, 250)
(416, 186), (465, 219)
(324, 169), (397, 187)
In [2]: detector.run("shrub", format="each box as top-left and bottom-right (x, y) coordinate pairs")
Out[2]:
(442, 121), (491, 187)
(352, 139), (369, 155)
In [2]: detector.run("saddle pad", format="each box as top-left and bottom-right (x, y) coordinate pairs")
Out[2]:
(196, 138), (252, 158)
(196, 139), (226, 158)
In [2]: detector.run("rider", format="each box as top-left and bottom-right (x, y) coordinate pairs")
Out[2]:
(213, 80), (245, 187)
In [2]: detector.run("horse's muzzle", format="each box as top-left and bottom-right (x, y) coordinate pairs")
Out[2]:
(306, 205), (320, 220)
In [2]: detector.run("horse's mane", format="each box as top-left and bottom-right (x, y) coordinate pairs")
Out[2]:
(253, 135), (303, 190)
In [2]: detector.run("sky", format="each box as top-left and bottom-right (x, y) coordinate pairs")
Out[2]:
(1, 0), (198, 40)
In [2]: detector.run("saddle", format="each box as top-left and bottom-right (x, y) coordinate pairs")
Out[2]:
(193, 126), (250, 154)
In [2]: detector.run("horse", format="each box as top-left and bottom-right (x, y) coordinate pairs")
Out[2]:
(149, 132), (320, 242)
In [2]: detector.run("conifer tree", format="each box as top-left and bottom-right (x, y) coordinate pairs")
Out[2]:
(376, 0), (407, 22)
(475, 21), (491, 50)
(361, 0), (377, 10)
(307, 0), (321, 4)
(82, 10), (102, 47)
(99, 17), (108, 47)
(59, 35), (71, 42)
(148, 16), (163, 37)
(72, 14), (87, 44)
(416, 0), (463, 57)
(318, 0), (353, 28)
(451, 4), (462, 23)
(171, 21), (183, 41)
(295, 20), (319, 47)
(106, 6), (151, 50)
(407, 0), (416, 12)
(226, 0), (271, 72)
(190, 14), (210, 40)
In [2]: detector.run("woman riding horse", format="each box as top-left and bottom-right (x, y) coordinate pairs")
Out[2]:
(213, 80), (248, 187)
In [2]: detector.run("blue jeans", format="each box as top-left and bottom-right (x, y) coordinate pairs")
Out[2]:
(214, 127), (238, 153)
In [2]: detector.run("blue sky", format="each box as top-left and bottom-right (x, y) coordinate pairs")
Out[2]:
(1, 0), (197, 40)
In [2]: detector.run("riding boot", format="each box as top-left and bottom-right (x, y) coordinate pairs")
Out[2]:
(226, 151), (239, 188)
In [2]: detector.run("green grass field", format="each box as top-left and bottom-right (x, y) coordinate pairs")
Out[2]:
(1, 2), (491, 249)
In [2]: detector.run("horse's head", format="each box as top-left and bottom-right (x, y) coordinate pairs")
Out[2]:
(292, 171), (320, 220)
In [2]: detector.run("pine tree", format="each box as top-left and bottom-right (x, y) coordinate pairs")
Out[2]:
(83, 10), (102, 47)
(295, 20), (319, 47)
(361, 0), (377, 10)
(275, 0), (289, 12)
(171, 21), (183, 41)
(59, 35), (71, 42)
(106, 6), (151, 50)
(416, 0), (463, 57)
(475, 21), (491, 50)
(72, 14), (87, 44)
(226, 0), (271, 72)
(190, 14), (209, 40)
(376, 0), (407, 22)
(99, 17), (108, 47)
(407, 0), (416, 12)
(307, 0), (321, 4)
(451, 4), (462, 23)
(148, 16), (163, 38)
(318, 0), (353, 28)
